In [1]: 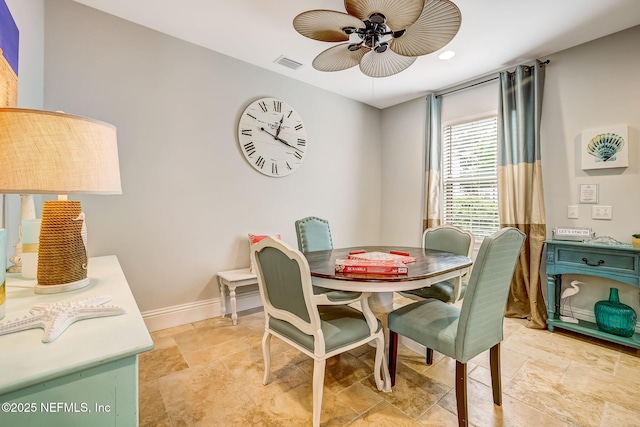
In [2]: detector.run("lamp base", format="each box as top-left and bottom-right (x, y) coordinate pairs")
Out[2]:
(36, 200), (89, 292)
(34, 277), (91, 294)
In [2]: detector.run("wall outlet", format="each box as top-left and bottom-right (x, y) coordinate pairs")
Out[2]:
(567, 205), (579, 219)
(592, 205), (612, 220)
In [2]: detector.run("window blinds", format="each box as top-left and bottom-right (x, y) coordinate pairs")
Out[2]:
(442, 116), (500, 238)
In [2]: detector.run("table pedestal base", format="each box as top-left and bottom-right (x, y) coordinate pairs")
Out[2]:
(368, 291), (394, 313)
(366, 291), (394, 351)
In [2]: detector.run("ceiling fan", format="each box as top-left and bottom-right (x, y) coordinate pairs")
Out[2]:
(293, 0), (462, 78)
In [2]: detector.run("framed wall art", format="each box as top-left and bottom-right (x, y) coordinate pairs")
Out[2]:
(0, 0), (19, 107)
(581, 125), (628, 170)
(579, 183), (598, 204)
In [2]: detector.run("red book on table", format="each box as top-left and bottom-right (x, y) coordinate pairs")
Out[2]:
(335, 258), (408, 275)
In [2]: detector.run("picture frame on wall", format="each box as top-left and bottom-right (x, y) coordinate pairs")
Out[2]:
(0, 0), (19, 107)
(579, 183), (598, 204)
(581, 125), (629, 170)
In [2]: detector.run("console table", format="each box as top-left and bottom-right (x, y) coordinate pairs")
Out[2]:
(0, 256), (153, 426)
(545, 240), (640, 348)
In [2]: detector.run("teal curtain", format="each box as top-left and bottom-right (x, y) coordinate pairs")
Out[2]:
(423, 93), (443, 231)
(497, 60), (548, 329)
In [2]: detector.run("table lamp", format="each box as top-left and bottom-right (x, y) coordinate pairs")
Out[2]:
(0, 108), (121, 294)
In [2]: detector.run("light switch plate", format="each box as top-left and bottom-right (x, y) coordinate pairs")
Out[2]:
(592, 205), (612, 220)
(567, 205), (579, 219)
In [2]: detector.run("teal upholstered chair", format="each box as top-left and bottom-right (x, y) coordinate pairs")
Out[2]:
(295, 216), (360, 301)
(388, 227), (525, 427)
(251, 237), (390, 427)
(295, 216), (333, 253)
(401, 224), (474, 303)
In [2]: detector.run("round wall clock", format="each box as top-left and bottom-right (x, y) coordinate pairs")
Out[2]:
(237, 97), (307, 177)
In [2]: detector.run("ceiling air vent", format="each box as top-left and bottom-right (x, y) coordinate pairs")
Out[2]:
(274, 55), (303, 70)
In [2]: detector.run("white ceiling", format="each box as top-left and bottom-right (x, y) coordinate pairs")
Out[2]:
(72, 0), (640, 109)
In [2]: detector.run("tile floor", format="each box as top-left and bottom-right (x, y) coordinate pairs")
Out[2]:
(139, 296), (640, 426)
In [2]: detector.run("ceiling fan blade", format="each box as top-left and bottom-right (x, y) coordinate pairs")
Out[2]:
(312, 43), (371, 72)
(345, 0), (424, 31)
(390, 0), (461, 57)
(359, 49), (416, 78)
(293, 10), (365, 42)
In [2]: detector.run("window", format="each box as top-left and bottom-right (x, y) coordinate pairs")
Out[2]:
(442, 116), (499, 239)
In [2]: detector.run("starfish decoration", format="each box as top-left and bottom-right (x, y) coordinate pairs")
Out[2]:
(0, 295), (126, 343)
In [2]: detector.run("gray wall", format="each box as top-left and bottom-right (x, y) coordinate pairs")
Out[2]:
(41, 0), (383, 312)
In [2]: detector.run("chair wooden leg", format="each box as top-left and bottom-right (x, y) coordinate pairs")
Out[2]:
(388, 330), (398, 387)
(261, 331), (271, 385)
(490, 343), (502, 406)
(455, 361), (468, 427)
(426, 347), (433, 365)
(312, 359), (326, 427)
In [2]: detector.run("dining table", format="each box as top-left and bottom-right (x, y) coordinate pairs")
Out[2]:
(304, 245), (473, 316)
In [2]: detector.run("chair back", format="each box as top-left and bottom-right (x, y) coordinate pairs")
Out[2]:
(251, 237), (320, 336)
(423, 224), (474, 258)
(295, 216), (333, 252)
(455, 227), (525, 362)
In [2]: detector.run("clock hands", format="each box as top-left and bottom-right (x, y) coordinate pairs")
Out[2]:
(259, 127), (303, 154)
(275, 115), (284, 138)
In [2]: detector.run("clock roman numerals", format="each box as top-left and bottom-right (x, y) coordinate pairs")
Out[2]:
(271, 162), (278, 175)
(243, 142), (256, 157)
(295, 124), (303, 131)
(273, 101), (282, 113)
(297, 138), (306, 147)
(294, 151), (303, 160)
(241, 128), (252, 136)
(258, 101), (268, 113)
(255, 156), (266, 169)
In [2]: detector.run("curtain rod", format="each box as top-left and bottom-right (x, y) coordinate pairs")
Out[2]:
(436, 76), (499, 97)
(435, 59), (550, 98)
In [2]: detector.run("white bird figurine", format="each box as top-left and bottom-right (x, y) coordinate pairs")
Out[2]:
(561, 280), (583, 300)
(560, 280), (584, 323)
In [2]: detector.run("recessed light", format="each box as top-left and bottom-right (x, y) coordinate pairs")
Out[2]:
(438, 50), (456, 60)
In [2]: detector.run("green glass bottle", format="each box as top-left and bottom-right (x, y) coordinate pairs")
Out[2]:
(594, 288), (637, 338)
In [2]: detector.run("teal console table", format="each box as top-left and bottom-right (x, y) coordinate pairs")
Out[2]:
(0, 256), (153, 426)
(545, 240), (640, 348)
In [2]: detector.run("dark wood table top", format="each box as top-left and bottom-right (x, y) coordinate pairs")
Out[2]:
(304, 245), (472, 284)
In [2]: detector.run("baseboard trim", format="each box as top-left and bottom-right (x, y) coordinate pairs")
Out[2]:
(141, 289), (263, 332)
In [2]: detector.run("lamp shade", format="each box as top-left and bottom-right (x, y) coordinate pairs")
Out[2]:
(0, 108), (121, 195)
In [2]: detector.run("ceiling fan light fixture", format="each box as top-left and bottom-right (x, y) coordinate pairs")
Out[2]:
(294, 0), (462, 77)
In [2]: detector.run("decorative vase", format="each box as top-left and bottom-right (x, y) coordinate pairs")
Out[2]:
(632, 237), (640, 248)
(594, 288), (637, 337)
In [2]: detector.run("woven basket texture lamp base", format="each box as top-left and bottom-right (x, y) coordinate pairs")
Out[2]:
(35, 200), (89, 293)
